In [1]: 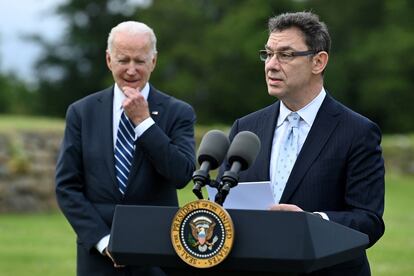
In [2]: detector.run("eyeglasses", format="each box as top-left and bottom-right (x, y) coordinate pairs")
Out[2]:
(259, 49), (317, 63)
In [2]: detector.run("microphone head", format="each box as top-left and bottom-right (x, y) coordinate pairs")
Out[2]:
(197, 130), (230, 169)
(227, 131), (261, 170)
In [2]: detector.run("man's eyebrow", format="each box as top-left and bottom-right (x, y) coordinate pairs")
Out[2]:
(264, 45), (295, 51)
(277, 46), (295, 51)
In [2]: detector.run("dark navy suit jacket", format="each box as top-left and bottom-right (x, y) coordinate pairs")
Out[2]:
(220, 94), (384, 275)
(56, 85), (196, 275)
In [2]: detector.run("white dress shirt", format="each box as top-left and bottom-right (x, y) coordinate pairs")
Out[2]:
(269, 88), (328, 219)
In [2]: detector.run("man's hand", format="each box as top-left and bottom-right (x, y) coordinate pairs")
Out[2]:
(104, 247), (125, 268)
(122, 86), (150, 125)
(269, 203), (303, 212)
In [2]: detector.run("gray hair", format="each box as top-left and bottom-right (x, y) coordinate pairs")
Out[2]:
(107, 21), (157, 55)
(268, 12), (331, 54)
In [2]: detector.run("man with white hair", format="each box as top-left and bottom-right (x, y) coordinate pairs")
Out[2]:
(56, 21), (196, 275)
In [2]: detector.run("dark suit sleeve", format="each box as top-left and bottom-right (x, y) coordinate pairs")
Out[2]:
(55, 104), (110, 251)
(325, 121), (385, 247)
(137, 101), (196, 189)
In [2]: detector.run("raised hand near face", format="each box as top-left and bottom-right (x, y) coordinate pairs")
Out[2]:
(122, 86), (150, 126)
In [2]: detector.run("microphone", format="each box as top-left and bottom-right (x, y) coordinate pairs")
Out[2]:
(192, 130), (230, 199)
(215, 131), (261, 205)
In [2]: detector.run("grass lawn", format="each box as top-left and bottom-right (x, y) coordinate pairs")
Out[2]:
(0, 115), (65, 132)
(0, 173), (413, 275)
(367, 173), (414, 275)
(0, 212), (75, 275)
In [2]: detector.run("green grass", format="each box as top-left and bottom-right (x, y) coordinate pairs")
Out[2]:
(0, 213), (76, 275)
(0, 173), (413, 275)
(0, 115), (65, 132)
(367, 173), (414, 275)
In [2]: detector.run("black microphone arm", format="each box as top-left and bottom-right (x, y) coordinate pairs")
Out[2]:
(192, 130), (230, 199)
(215, 131), (261, 205)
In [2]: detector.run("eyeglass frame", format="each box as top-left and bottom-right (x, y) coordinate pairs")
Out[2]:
(259, 49), (318, 63)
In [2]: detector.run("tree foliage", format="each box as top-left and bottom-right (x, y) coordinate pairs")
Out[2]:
(32, 0), (131, 116)
(18, 0), (414, 133)
(0, 74), (35, 114)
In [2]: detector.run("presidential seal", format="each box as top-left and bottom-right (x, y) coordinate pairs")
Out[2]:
(171, 200), (234, 268)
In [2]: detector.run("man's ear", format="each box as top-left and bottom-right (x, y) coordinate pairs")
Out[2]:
(106, 50), (112, 71)
(311, 51), (329, 74)
(150, 53), (157, 72)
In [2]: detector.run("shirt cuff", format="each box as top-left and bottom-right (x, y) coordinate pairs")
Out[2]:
(96, 234), (110, 254)
(314, 212), (329, 220)
(135, 117), (155, 138)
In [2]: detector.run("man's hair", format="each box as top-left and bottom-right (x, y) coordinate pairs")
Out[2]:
(268, 12), (331, 54)
(107, 21), (157, 55)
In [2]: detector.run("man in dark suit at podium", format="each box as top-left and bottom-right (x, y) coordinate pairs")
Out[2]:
(220, 12), (384, 275)
(55, 21), (196, 275)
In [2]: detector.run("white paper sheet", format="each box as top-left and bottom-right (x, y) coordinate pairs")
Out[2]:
(207, 181), (274, 210)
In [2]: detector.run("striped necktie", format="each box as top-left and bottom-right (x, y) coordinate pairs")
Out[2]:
(114, 111), (136, 195)
(272, 112), (301, 203)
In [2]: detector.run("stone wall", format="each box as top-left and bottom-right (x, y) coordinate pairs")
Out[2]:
(0, 129), (412, 213)
(0, 131), (62, 213)
(382, 135), (414, 175)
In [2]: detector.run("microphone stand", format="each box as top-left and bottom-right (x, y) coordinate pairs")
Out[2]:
(215, 162), (241, 206)
(191, 163), (221, 200)
(191, 169), (209, 200)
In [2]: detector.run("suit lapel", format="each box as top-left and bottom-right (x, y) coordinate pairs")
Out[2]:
(146, 86), (165, 125)
(251, 102), (280, 180)
(280, 95), (341, 203)
(97, 87), (120, 193)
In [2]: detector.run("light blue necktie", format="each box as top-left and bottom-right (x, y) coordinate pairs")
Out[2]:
(272, 112), (301, 203)
(114, 112), (136, 195)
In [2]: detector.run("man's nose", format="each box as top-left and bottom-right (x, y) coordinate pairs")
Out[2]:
(126, 62), (138, 74)
(265, 57), (282, 71)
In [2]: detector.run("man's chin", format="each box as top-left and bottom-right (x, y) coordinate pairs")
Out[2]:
(121, 82), (141, 90)
(267, 87), (284, 98)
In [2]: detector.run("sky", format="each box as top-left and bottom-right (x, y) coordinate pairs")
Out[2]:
(0, 0), (150, 83)
(0, 0), (66, 82)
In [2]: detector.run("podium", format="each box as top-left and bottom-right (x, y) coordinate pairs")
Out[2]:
(109, 205), (368, 275)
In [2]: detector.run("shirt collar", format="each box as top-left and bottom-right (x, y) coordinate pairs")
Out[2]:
(277, 101), (292, 127)
(114, 82), (150, 111)
(277, 87), (327, 127)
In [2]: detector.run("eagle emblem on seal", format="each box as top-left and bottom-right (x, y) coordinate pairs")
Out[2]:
(189, 216), (219, 252)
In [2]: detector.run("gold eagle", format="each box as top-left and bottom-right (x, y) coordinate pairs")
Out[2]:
(190, 221), (216, 246)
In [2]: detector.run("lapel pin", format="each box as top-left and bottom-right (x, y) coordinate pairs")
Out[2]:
(151, 111), (159, 115)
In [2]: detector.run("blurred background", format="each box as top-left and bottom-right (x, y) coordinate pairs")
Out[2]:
(0, 0), (413, 275)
